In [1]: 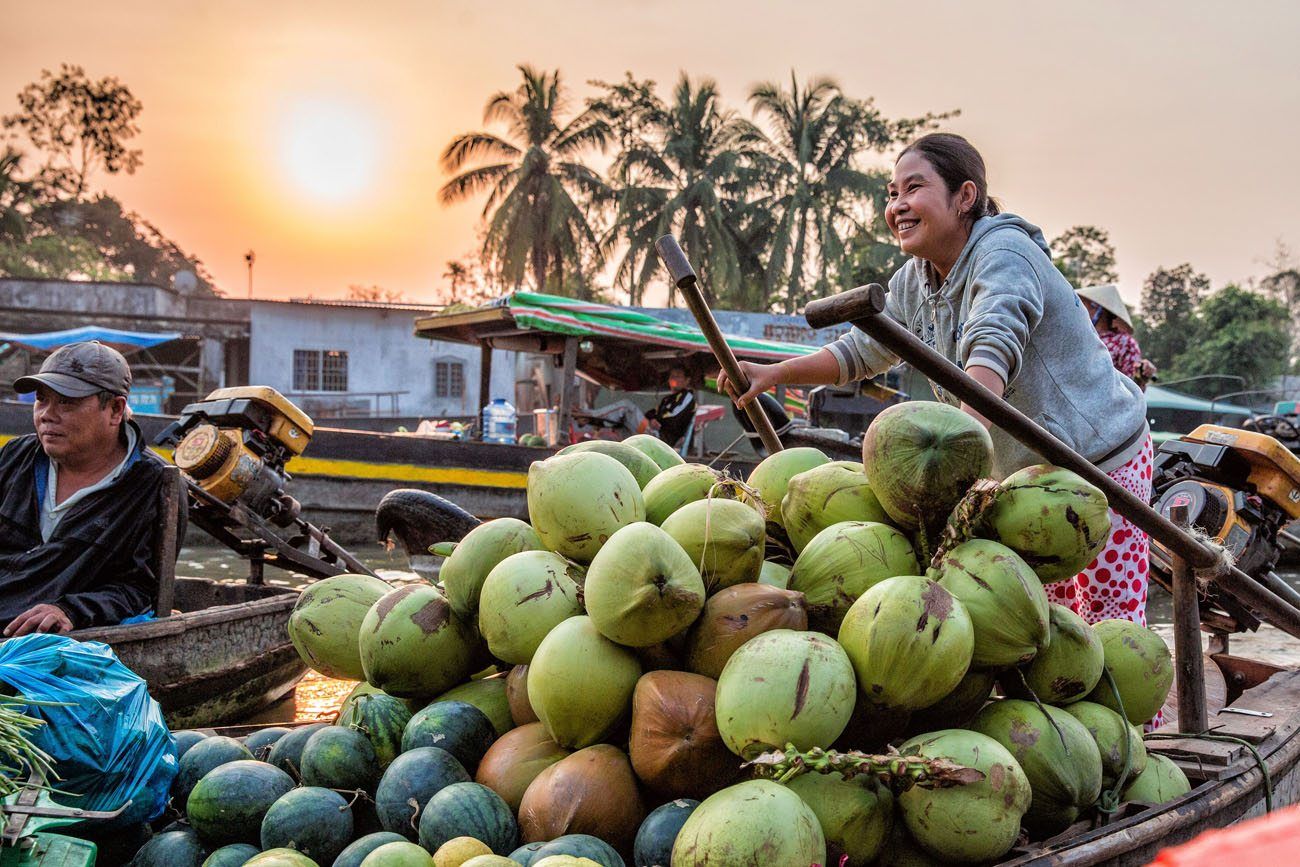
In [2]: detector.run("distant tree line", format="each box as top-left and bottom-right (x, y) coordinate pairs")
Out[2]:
(0, 64), (219, 294)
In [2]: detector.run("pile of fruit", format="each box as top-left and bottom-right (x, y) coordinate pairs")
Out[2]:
(133, 409), (1190, 866)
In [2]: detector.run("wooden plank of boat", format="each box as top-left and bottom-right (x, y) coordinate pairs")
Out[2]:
(62, 577), (307, 730)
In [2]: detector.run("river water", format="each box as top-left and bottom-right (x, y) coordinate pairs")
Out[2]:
(176, 545), (1300, 724)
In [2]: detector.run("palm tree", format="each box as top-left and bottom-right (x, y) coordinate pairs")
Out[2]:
(595, 74), (764, 309)
(740, 74), (894, 313)
(439, 66), (608, 299)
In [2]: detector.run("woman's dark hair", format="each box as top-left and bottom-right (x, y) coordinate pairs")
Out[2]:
(899, 133), (1000, 224)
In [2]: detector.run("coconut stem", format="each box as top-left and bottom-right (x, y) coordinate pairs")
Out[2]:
(744, 744), (986, 792)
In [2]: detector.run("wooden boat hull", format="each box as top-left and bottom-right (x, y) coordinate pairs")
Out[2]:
(69, 577), (306, 729)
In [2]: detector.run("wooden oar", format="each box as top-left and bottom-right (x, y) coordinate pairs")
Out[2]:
(655, 235), (784, 455)
(804, 283), (1300, 642)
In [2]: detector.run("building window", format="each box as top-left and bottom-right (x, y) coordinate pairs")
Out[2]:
(435, 359), (465, 398)
(293, 349), (349, 392)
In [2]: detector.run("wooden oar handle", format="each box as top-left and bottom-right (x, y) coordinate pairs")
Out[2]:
(804, 284), (886, 329)
(654, 235), (784, 454)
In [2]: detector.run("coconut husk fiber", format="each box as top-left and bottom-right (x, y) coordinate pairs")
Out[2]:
(507, 663), (539, 726)
(518, 743), (645, 855)
(686, 584), (808, 680)
(475, 722), (570, 813)
(628, 670), (746, 800)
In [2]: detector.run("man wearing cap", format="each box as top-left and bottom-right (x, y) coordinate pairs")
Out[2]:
(0, 341), (175, 635)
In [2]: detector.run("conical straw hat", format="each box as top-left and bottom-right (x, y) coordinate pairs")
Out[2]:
(1077, 284), (1133, 330)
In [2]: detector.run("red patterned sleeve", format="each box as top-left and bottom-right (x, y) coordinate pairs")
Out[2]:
(1099, 330), (1141, 378)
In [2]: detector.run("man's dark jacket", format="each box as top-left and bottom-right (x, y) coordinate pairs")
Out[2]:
(0, 421), (167, 629)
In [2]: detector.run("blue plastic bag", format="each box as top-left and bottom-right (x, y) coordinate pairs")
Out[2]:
(0, 633), (177, 825)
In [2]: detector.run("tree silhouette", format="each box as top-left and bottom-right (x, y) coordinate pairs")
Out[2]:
(1051, 225), (1119, 287)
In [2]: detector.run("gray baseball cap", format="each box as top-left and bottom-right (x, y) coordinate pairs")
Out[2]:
(14, 341), (132, 398)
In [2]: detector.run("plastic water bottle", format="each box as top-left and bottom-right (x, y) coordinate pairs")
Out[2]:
(482, 398), (517, 444)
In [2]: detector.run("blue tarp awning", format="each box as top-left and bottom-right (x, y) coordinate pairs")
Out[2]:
(1145, 384), (1255, 416)
(0, 326), (183, 354)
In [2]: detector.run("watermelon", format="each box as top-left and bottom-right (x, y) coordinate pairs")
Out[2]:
(634, 800), (698, 867)
(338, 693), (413, 769)
(267, 722), (330, 779)
(174, 736), (254, 804)
(244, 850), (321, 866)
(358, 841), (435, 865)
(436, 676), (514, 737)
(508, 842), (548, 866)
(186, 759), (296, 846)
(173, 730), (208, 760)
(201, 843), (260, 867)
(334, 832), (410, 867)
(245, 727), (291, 758)
(402, 700), (496, 772)
(260, 786), (354, 863)
(531, 835), (624, 867)
(417, 781), (518, 854)
(300, 726), (381, 792)
(131, 828), (208, 867)
(375, 746), (471, 839)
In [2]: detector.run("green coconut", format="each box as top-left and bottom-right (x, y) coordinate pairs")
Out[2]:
(898, 729), (1032, 864)
(660, 498), (765, 592)
(477, 551), (584, 664)
(781, 462), (892, 554)
(1013, 604), (1105, 705)
(790, 521), (919, 632)
(359, 585), (480, 699)
(435, 677), (515, 738)
(983, 464), (1112, 582)
(1063, 701), (1148, 789)
(288, 573), (393, 680)
(1086, 619), (1175, 724)
(861, 402), (993, 540)
(582, 522), (705, 647)
(439, 518), (545, 620)
(558, 440), (662, 489)
(932, 539), (1049, 669)
(685, 583), (808, 680)
(908, 668), (997, 734)
(746, 447), (831, 526)
(622, 433), (687, 471)
(757, 561), (791, 590)
(527, 452), (645, 563)
(671, 780), (826, 867)
(714, 628), (856, 758)
(838, 576), (974, 713)
(787, 772), (894, 866)
(970, 699), (1104, 836)
(641, 463), (724, 525)
(1121, 753), (1191, 805)
(527, 616), (642, 749)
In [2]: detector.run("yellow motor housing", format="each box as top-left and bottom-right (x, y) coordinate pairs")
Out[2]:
(173, 422), (287, 507)
(198, 386), (314, 457)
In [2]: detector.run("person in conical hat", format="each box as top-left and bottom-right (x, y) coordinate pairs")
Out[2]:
(1077, 284), (1157, 389)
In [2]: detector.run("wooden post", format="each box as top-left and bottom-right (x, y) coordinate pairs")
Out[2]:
(478, 343), (493, 440)
(556, 337), (578, 446)
(1170, 503), (1208, 733)
(153, 466), (181, 617)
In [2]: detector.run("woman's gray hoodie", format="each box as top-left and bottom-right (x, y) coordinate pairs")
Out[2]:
(826, 213), (1148, 478)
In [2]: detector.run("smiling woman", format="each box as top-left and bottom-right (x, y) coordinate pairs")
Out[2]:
(277, 96), (381, 204)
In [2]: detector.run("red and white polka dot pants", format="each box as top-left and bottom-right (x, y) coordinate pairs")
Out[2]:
(1045, 435), (1154, 625)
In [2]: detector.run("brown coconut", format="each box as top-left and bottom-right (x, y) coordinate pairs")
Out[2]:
(475, 721), (571, 813)
(518, 743), (646, 856)
(685, 584), (809, 680)
(627, 671), (745, 799)
(507, 664), (539, 726)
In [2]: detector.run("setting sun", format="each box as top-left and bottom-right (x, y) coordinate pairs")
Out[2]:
(277, 96), (380, 205)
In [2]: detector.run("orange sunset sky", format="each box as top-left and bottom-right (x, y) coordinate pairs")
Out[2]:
(5, 0), (1299, 308)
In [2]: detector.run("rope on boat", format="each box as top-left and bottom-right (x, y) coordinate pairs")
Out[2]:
(1096, 666), (1137, 820)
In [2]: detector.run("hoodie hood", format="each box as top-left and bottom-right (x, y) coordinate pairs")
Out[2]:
(935, 214), (1052, 299)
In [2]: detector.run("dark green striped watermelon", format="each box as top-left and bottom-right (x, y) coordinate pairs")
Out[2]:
(533, 834), (626, 867)
(173, 730), (208, 760)
(634, 800), (699, 867)
(508, 842), (547, 866)
(267, 722), (330, 779)
(333, 831), (410, 867)
(402, 700), (496, 772)
(375, 746), (471, 839)
(338, 693), (412, 769)
(186, 759), (296, 847)
(131, 827), (208, 867)
(300, 726), (381, 792)
(174, 736), (254, 803)
(436, 675), (514, 736)
(201, 843), (261, 867)
(245, 727), (292, 758)
(259, 785), (353, 862)
(416, 781), (518, 854)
